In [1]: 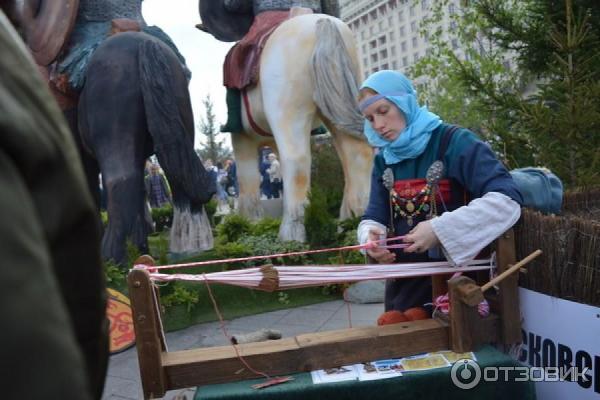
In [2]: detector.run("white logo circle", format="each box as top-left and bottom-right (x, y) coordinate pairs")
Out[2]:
(451, 359), (482, 390)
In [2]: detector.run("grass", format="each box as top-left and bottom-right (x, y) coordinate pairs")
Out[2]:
(162, 283), (341, 331)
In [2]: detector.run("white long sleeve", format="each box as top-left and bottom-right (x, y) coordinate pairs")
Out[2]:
(430, 192), (521, 266)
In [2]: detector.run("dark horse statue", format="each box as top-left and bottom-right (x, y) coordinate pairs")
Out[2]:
(18, 0), (215, 265)
(77, 32), (215, 264)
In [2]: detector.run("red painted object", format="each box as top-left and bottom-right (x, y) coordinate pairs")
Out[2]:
(404, 307), (429, 321)
(377, 310), (409, 326)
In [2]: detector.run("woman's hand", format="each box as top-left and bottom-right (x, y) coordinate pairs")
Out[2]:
(366, 228), (396, 264)
(403, 220), (440, 253)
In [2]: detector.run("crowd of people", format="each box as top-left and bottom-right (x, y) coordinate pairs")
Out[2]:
(141, 157), (240, 216)
(144, 149), (284, 215)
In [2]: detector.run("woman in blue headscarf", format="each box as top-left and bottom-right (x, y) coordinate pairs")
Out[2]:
(356, 70), (523, 313)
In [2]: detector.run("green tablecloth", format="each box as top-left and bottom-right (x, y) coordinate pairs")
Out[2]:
(194, 346), (536, 400)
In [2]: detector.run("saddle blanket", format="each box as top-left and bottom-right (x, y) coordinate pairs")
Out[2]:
(223, 10), (289, 90)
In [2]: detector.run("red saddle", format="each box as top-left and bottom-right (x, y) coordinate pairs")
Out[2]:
(223, 11), (290, 90)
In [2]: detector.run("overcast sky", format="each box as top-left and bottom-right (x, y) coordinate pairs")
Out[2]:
(142, 0), (234, 149)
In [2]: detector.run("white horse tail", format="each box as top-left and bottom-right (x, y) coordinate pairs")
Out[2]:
(310, 18), (364, 138)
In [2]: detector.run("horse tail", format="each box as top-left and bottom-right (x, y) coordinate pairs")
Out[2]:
(138, 38), (215, 207)
(310, 18), (364, 139)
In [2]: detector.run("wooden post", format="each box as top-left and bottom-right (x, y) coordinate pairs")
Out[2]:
(494, 228), (522, 346)
(448, 275), (484, 353)
(128, 268), (167, 399)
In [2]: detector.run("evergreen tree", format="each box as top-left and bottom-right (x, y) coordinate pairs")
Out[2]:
(412, 0), (600, 187)
(197, 94), (231, 163)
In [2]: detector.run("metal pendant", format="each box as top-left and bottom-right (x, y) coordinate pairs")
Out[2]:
(407, 216), (414, 226)
(382, 168), (394, 191)
(426, 160), (445, 185)
(406, 201), (415, 213)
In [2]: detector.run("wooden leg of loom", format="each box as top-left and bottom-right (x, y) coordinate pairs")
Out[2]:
(494, 228), (522, 347)
(448, 229), (522, 353)
(448, 275), (488, 353)
(128, 268), (167, 399)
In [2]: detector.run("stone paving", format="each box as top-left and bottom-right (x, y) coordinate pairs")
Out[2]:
(102, 300), (383, 400)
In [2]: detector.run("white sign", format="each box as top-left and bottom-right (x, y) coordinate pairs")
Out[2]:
(519, 288), (600, 399)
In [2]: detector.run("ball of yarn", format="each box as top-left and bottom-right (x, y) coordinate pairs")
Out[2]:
(404, 307), (429, 321)
(377, 310), (409, 325)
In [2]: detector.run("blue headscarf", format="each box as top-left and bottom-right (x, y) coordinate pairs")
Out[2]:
(359, 70), (442, 164)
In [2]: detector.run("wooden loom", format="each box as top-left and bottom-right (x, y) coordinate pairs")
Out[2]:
(128, 229), (540, 399)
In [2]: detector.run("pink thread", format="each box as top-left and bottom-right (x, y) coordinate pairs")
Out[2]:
(135, 235), (407, 272)
(149, 260), (493, 290)
(433, 294), (490, 318)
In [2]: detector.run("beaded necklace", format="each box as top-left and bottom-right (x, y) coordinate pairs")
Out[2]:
(383, 161), (444, 227)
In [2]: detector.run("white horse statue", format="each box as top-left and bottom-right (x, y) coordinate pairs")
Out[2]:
(205, 10), (374, 242)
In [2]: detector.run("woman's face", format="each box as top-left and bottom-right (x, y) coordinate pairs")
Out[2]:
(361, 95), (406, 141)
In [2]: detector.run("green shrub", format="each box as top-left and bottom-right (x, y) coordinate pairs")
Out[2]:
(214, 242), (253, 269)
(103, 260), (127, 286)
(237, 234), (308, 265)
(156, 234), (169, 265)
(339, 229), (358, 246)
(204, 199), (217, 225)
(304, 187), (337, 247)
(151, 205), (173, 232)
(161, 284), (199, 312)
(126, 239), (141, 267)
(100, 211), (108, 227)
(215, 242), (252, 258)
(311, 138), (345, 216)
(251, 217), (281, 236)
(327, 251), (365, 265)
(328, 228), (365, 265)
(216, 213), (252, 244)
(321, 283), (346, 296)
(338, 216), (361, 235)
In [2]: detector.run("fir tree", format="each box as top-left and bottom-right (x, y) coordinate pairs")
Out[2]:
(412, 0), (600, 187)
(197, 94), (231, 163)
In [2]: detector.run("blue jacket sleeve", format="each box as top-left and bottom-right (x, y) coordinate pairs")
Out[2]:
(362, 154), (391, 226)
(447, 130), (523, 204)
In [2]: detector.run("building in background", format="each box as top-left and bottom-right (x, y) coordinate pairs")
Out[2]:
(340, 0), (464, 80)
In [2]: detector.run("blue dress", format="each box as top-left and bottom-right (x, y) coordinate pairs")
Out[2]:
(362, 124), (523, 312)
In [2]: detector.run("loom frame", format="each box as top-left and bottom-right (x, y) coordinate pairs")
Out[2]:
(128, 229), (522, 399)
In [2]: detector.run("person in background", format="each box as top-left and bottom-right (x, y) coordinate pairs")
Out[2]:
(357, 70), (523, 314)
(144, 163), (171, 208)
(144, 159), (153, 177)
(215, 161), (230, 215)
(266, 152), (283, 199)
(225, 158), (239, 198)
(259, 153), (272, 199)
(0, 6), (108, 399)
(204, 158), (218, 184)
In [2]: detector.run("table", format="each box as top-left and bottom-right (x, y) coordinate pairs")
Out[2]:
(194, 346), (536, 400)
